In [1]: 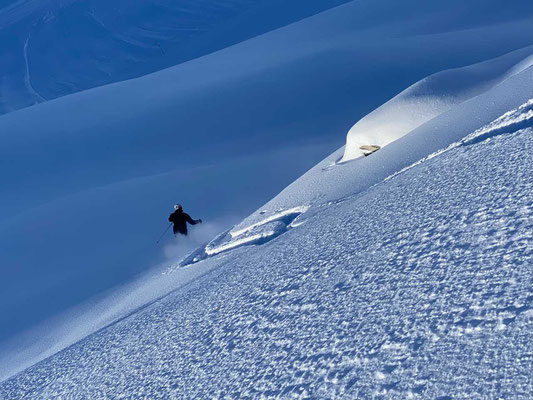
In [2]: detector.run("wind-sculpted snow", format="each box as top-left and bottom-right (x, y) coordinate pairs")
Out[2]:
(342, 47), (533, 161)
(386, 98), (533, 182)
(204, 207), (309, 256)
(2, 103), (532, 398)
(233, 64), (533, 235)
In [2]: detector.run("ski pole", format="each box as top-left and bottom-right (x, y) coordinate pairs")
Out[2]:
(156, 223), (172, 243)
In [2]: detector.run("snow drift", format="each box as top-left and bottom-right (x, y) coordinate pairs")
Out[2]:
(232, 57), (533, 237)
(342, 46), (533, 160)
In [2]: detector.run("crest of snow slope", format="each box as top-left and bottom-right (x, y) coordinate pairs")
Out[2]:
(1, 85), (532, 399)
(2, 0), (533, 384)
(230, 54), (533, 238)
(342, 47), (533, 160)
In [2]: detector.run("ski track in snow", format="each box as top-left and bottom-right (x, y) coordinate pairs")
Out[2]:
(22, 34), (45, 104)
(163, 207), (310, 269)
(1, 103), (532, 399)
(230, 207), (310, 239)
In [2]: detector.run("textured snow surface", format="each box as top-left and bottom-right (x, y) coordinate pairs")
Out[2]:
(3, 0), (533, 365)
(2, 103), (531, 398)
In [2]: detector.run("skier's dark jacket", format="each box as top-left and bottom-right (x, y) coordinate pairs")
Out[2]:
(168, 209), (200, 235)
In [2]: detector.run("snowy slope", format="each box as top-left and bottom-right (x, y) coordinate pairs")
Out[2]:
(1, 88), (531, 398)
(0, 0), (352, 115)
(342, 46), (533, 160)
(1, 0), (533, 388)
(230, 54), (533, 236)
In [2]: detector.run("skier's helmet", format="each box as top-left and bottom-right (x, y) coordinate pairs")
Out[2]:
(174, 204), (182, 211)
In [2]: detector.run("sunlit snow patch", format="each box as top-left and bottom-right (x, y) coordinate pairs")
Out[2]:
(206, 221), (285, 256)
(230, 206), (310, 238)
(384, 98), (533, 182)
(207, 206), (309, 255)
(341, 47), (533, 161)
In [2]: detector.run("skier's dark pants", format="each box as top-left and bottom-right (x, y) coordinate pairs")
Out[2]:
(173, 225), (188, 236)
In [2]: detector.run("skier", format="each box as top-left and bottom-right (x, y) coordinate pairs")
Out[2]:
(168, 204), (202, 236)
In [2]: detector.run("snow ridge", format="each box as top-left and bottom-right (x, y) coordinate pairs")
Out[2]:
(342, 47), (533, 161)
(385, 98), (533, 182)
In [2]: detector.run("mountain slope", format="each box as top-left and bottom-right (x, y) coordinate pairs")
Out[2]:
(1, 0), (533, 387)
(0, 0), (352, 115)
(1, 94), (531, 398)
